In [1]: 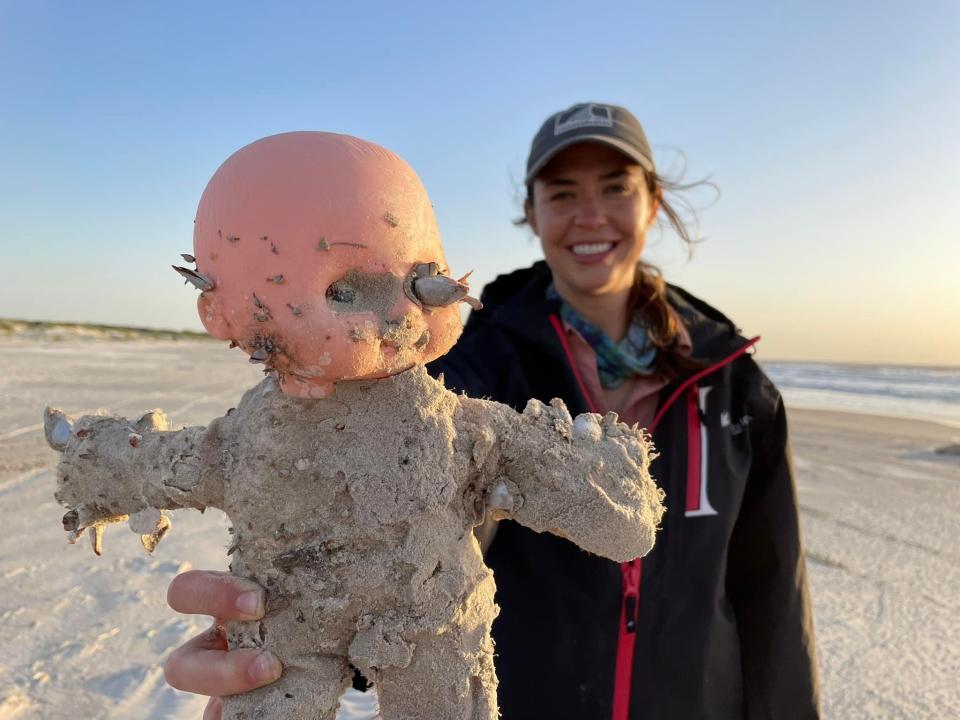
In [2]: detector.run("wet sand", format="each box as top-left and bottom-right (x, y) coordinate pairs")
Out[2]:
(789, 407), (959, 719)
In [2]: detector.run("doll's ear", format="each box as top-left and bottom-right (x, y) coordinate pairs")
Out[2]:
(197, 293), (232, 340)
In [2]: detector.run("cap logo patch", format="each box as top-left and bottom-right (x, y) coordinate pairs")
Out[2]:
(554, 104), (614, 135)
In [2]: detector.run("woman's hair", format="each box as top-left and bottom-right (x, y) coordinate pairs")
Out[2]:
(519, 167), (712, 379)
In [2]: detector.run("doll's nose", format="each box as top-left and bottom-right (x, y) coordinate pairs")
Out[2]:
(388, 291), (424, 323)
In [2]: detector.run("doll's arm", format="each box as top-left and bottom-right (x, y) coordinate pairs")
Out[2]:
(458, 395), (665, 563)
(43, 405), (229, 554)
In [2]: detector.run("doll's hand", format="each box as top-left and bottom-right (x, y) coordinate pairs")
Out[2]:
(164, 570), (282, 719)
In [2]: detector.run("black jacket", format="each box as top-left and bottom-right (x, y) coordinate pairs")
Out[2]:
(428, 262), (819, 720)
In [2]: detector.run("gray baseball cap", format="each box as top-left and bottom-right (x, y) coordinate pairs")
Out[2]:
(525, 102), (655, 184)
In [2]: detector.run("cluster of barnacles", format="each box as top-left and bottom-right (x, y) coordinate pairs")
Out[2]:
(171, 221), (482, 392)
(247, 333), (282, 366)
(173, 248), (482, 319)
(43, 408), (174, 556)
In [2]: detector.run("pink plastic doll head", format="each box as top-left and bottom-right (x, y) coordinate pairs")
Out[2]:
(177, 132), (474, 398)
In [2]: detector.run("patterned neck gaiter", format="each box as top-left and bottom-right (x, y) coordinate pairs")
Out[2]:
(547, 284), (658, 389)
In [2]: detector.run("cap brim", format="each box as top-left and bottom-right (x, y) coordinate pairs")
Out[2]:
(525, 134), (655, 184)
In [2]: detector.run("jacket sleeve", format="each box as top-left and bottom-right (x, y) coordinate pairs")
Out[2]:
(727, 389), (821, 719)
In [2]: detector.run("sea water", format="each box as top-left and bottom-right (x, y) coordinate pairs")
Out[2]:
(761, 361), (960, 427)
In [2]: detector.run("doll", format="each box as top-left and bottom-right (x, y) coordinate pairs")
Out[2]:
(43, 132), (664, 720)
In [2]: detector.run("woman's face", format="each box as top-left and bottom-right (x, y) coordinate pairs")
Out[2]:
(527, 143), (658, 302)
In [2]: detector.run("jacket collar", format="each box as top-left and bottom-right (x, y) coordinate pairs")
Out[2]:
(665, 285), (750, 364)
(467, 261), (560, 348)
(469, 261), (753, 367)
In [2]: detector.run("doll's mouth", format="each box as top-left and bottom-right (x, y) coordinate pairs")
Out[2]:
(379, 314), (430, 347)
(381, 330), (430, 354)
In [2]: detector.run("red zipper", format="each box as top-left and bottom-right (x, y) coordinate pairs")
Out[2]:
(685, 385), (704, 513)
(612, 558), (642, 719)
(549, 314), (759, 719)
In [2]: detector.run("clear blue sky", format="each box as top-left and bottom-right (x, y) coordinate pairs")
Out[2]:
(1, 0), (957, 364)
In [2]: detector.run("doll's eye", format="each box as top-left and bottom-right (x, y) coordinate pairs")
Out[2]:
(326, 270), (403, 314)
(326, 281), (357, 306)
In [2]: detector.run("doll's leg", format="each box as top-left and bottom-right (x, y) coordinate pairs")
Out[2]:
(374, 628), (497, 720)
(221, 656), (351, 720)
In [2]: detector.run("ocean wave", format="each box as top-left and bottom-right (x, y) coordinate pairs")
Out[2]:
(761, 362), (960, 426)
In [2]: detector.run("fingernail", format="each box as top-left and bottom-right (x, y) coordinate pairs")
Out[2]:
(236, 590), (264, 617)
(250, 651), (282, 683)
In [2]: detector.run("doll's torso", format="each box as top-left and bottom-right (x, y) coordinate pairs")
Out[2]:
(218, 366), (491, 658)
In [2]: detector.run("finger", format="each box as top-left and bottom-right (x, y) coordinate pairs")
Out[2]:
(167, 570), (265, 621)
(202, 696), (223, 720)
(165, 635), (282, 696)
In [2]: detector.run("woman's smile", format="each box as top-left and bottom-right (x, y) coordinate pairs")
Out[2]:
(568, 240), (619, 261)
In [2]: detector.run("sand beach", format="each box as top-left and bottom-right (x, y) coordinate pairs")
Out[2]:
(0, 338), (957, 719)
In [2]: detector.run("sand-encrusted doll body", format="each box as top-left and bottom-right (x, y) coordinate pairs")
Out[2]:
(44, 132), (664, 720)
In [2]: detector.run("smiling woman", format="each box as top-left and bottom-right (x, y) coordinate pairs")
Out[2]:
(519, 109), (704, 383)
(425, 102), (822, 719)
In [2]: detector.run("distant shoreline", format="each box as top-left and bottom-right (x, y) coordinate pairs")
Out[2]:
(2, 319), (954, 370)
(761, 358), (960, 372)
(0, 318), (212, 342)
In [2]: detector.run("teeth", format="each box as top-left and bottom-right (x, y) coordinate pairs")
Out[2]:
(570, 242), (613, 256)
